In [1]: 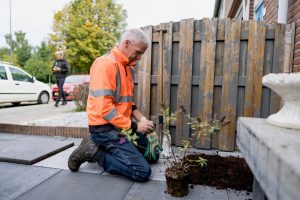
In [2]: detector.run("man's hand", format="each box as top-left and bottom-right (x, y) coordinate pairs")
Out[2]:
(53, 66), (61, 72)
(137, 119), (154, 134)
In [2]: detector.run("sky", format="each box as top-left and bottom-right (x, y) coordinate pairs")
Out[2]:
(0, 0), (215, 47)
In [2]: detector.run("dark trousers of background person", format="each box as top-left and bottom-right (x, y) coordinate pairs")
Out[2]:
(55, 77), (66, 105)
(91, 128), (159, 182)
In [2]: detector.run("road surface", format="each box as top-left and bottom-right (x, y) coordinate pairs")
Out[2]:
(0, 101), (77, 124)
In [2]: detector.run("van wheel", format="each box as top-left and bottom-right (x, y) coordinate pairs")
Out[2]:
(12, 102), (21, 106)
(38, 91), (50, 104)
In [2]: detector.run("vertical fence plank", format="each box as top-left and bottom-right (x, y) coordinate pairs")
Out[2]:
(163, 22), (173, 109)
(175, 18), (194, 146)
(283, 23), (295, 73)
(156, 22), (173, 141)
(138, 26), (153, 118)
(270, 24), (285, 114)
(197, 18), (218, 149)
(219, 19), (241, 151)
(157, 24), (164, 113)
(156, 22), (173, 111)
(244, 20), (266, 118)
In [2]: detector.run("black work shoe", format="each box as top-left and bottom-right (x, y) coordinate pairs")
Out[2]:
(62, 101), (67, 105)
(54, 103), (58, 107)
(68, 135), (99, 172)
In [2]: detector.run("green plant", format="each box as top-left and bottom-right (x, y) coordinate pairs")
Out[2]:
(120, 128), (139, 146)
(165, 109), (229, 172)
(160, 105), (177, 158)
(166, 139), (207, 173)
(73, 83), (89, 111)
(160, 105), (177, 136)
(187, 114), (230, 145)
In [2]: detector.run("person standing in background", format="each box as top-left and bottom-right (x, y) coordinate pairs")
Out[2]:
(53, 50), (69, 107)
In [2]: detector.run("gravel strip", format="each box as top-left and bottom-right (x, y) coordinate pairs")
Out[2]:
(25, 112), (88, 127)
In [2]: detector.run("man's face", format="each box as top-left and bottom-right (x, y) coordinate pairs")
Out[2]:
(55, 53), (62, 60)
(125, 40), (147, 64)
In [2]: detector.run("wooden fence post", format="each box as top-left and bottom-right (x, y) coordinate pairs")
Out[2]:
(138, 26), (153, 119)
(197, 18), (218, 149)
(219, 19), (241, 151)
(175, 18), (194, 145)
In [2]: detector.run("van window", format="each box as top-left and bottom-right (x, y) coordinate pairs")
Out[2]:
(0, 66), (8, 80)
(9, 67), (31, 82)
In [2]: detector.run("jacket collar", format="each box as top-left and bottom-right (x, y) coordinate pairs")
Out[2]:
(110, 48), (129, 66)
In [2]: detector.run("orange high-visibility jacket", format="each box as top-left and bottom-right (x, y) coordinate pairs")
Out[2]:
(87, 48), (136, 130)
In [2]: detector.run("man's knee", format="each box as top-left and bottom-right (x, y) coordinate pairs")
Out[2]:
(131, 164), (151, 182)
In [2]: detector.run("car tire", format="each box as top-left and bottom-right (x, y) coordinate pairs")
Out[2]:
(12, 102), (21, 106)
(38, 91), (50, 104)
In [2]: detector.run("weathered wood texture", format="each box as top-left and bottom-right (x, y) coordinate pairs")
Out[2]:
(136, 19), (294, 151)
(138, 26), (153, 119)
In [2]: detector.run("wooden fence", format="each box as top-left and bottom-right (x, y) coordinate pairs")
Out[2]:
(134, 18), (295, 151)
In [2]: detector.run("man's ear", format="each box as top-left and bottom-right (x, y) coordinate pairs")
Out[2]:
(125, 40), (130, 48)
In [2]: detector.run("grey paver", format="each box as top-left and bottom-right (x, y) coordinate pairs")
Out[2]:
(0, 162), (61, 200)
(124, 181), (229, 200)
(149, 158), (168, 181)
(0, 133), (74, 164)
(16, 170), (134, 200)
(227, 189), (252, 200)
(34, 146), (104, 174)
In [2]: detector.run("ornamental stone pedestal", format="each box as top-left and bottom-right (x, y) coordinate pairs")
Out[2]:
(262, 73), (300, 130)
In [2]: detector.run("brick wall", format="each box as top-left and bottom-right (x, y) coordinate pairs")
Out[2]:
(0, 123), (89, 138)
(264, 0), (300, 72)
(288, 0), (300, 72)
(264, 0), (278, 24)
(249, 0), (254, 20)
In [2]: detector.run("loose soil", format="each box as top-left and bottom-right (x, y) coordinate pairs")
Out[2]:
(185, 153), (253, 191)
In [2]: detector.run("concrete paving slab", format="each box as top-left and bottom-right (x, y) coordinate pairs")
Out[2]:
(149, 159), (168, 181)
(16, 170), (134, 200)
(227, 189), (252, 200)
(0, 162), (61, 200)
(0, 133), (74, 164)
(99, 159), (168, 181)
(34, 146), (104, 174)
(124, 180), (229, 200)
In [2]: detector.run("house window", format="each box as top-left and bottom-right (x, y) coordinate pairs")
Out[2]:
(255, 1), (265, 21)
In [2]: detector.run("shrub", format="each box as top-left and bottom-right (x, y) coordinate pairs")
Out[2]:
(73, 83), (89, 111)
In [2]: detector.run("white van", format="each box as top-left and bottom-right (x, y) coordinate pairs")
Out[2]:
(0, 61), (51, 105)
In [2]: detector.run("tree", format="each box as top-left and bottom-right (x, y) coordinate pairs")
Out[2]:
(5, 31), (32, 67)
(24, 41), (53, 83)
(0, 47), (17, 63)
(50, 0), (127, 73)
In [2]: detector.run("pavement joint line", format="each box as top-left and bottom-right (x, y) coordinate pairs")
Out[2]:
(16, 167), (63, 200)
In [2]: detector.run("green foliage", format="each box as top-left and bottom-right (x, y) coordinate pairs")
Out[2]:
(120, 128), (139, 146)
(187, 115), (229, 145)
(192, 156), (208, 167)
(0, 47), (17, 63)
(5, 31), (32, 67)
(160, 105), (176, 136)
(24, 41), (53, 83)
(50, 0), (127, 73)
(73, 83), (89, 111)
(163, 106), (230, 172)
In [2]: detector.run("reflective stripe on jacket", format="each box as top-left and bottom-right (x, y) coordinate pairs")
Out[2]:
(87, 48), (135, 130)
